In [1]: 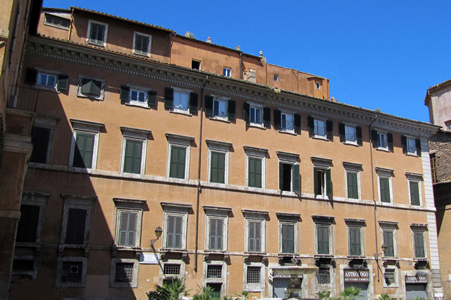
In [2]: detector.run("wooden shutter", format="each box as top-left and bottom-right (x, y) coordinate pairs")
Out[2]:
(371, 130), (378, 148)
(274, 110), (281, 130)
(209, 219), (223, 250)
(189, 92), (198, 114)
(30, 127), (51, 163)
(73, 132), (94, 168)
(294, 114), (301, 134)
(347, 172), (358, 199)
(90, 80), (102, 96)
(401, 136), (407, 154)
(282, 223), (294, 253)
(326, 168), (332, 197)
(227, 100), (236, 120)
(414, 232), (424, 257)
(338, 123), (345, 142)
(210, 152), (225, 183)
(147, 90), (157, 106)
(383, 230), (394, 257)
(164, 87), (174, 109)
(349, 227), (361, 255)
(25, 68), (38, 84)
(380, 178), (390, 203)
(167, 215), (183, 249)
(243, 102), (250, 124)
(317, 226), (329, 254)
(16, 205), (40, 243)
(123, 140), (142, 174)
(119, 211), (138, 247)
(387, 133), (394, 152)
(326, 120), (333, 141)
(263, 107), (271, 128)
(249, 221), (261, 252)
(356, 126), (362, 146)
(57, 74), (69, 90)
(248, 157), (261, 188)
(415, 139), (421, 156)
(308, 116), (314, 136)
(170, 146), (186, 179)
(65, 208), (87, 245)
(314, 168), (319, 196)
(205, 95), (213, 116)
(410, 181), (420, 205)
(292, 164), (301, 192)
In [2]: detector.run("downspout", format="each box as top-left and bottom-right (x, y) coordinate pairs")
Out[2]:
(194, 75), (209, 273)
(369, 114), (380, 281)
(239, 52), (242, 80)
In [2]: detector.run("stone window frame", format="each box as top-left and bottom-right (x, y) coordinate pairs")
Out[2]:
(206, 140), (232, 185)
(30, 115), (59, 165)
(203, 261), (228, 298)
(383, 266), (399, 288)
(204, 206), (231, 252)
(244, 146), (268, 190)
(379, 221), (398, 259)
(376, 167), (394, 204)
(343, 162), (363, 200)
(276, 212), (300, 255)
(133, 31), (152, 57)
(87, 19), (108, 47)
(113, 198), (146, 249)
(69, 119), (104, 170)
(11, 254), (38, 279)
(312, 215), (335, 255)
(242, 210), (268, 254)
(17, 191), (49, 246)
(59, 194), (96, 251)
(243, 262), (265, 292)
(411, 224), (428, 259)
(312, 157), (333, 199)
(120, 127), (151, 176)
(166, 133), (194, 181)
(55, 256), (88, 288)
(160, 260), (186, 285)
(277, 151), (301, 193)
(43, 12), (70, 30)
(161, 202), (191, 250)
(345, 218), (366, 257)
(110, 258), (139, 288)
(406, 172), (423, 207)
(121, 84), (155, 108)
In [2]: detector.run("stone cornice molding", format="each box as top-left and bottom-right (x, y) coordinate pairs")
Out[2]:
(26, 36), (439, 136)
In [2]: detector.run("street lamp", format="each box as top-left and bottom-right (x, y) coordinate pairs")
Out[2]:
(150, 226), (163, 247)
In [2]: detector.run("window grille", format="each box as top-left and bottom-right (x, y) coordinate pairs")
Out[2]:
(247, 266), (261, 283)
(61, 262), (83, 282)
(207, 265), (222, 278)
(317, 268), (330, 284)
(115, 263), (134, 282)
(164, 264), (181, 275)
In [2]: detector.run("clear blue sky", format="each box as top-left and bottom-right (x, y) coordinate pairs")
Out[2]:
(42, 0), (451, 123)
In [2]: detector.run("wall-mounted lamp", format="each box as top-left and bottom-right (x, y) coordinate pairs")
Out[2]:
(150, 226), (163, 247)
(374, 243), (388, 259)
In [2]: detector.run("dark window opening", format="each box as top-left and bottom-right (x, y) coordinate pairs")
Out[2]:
(16, 204), (40, 243)
(280, 163), (292, 191)
(115, 263), (134, 283)
(206, 283), (222, 299)
(30, 127), (50, 163)
(191, 60), (200, 70)
(61, 262), (83, 283)
(12, 259), (34, 271)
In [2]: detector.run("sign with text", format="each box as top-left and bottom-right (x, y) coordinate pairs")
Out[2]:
(405, 275), (428, 284)
(344, 269), (370, 282)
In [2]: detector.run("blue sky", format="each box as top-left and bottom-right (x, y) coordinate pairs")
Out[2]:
(42, 0), (451, 123)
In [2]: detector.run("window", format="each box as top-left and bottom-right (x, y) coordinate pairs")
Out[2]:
(430, 153), (437, 184)
(204, 206), (230, 251)
(44, 13), (70, 29)
(167, 134), (194, 180)
(277, 152), (300, 192)
(245, 146), (267, 189)
(371, 130), (393, 151)
(78, 76), (105, 100)
(413, 229), (426, 258)
(192, 60), (201, 70)
(382, 229), (395, 257)
(113, 198), (145, 248)
(38, 73), (56, 87)
(223, 67), (231, 77)
(347, 222), (364, 256)
(316, 82), (321, 90)
(203, 260), (226, 298)
(24, 68), (69, 91)
(281, 223), (295, 254)
(120, 85), (157, 108)
(244, 262), (265, 291)
(164, 87), (198, 114)
(133, 32), (151, 56)
(344, 162), (362, 200)
(312, 157), (333, 198)
(308, 116), (333, 140)
(274, 110), (301, 134)
(247, 266), (261, 283)
(30, 126), (52, 164)
(313, 215), (334, 255)
(384, 268), (397, 287)
(243, 210), (267, 253)
(87, 20), (107, 46)
(207, 140), (231, 185)
(16, 193), (48, 244)
(69, 119), (103, 169)
(317, 267), (331, 284)
(376, 168), (394, 204)
(56, 257), (87, 287)
(339, 123), (362, 145)
(162, 202), (191, 250)
(243, 102), (271, 128)
(121, 127), (150, 175)
(407, 173), (423, 206)
(60, 194), (96, 249)
(110, 259), (139, 288)
(204, 95), (236, 121)
(274, 74), (279, 82)
(402, 136), (421, 156)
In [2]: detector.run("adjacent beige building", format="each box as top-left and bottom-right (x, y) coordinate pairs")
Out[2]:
(4, 6), (444, 300)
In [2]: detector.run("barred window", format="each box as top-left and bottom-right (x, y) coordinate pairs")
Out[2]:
(247, 266), (261, 284)
(61, 261), (83, 283)
(317, 267), (330, 284)
(207, 265), (222, 278)
(384, 269), (396, 286)
(115, 263), (134, 283)
(164, 264), (181, 275)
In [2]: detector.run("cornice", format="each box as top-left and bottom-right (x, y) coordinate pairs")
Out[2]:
(25, 36), (439, 136)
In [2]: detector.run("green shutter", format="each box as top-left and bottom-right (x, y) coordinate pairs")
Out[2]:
(249, 221), (261, 252)
(326, 169), (332, 197)
(274, 110), (281, 130)
(282, 224), (294, 253)
(326, 120), (333, 141)
(294, 114), (301, 134)
(371, 130), (378, 148)
(387, 133), (394, 152)
(210, 152), (225, 183)
(383, 230), (394, 257)
(25, 68), (38, 84)
(16, 205), (40, 243)
(414, 232), (425, 257)
(317, 226), (329, 254)
(314, 167), (319, 196)
(57, 74), (69, 90)
(349, 227), (361, 256)
(308, 116), (314, 136)
(205, 95), (213, 116)
(415, 139), (422, 156)
(410, 181), (420, 205)
(164, 87), (174, 109)
(347, 172), (358, 199)
(170, 146), (186, 179)
(339, 123), (345, 142)
(189, 92), (198, 114)
(119, 212), (138, 246)
(65, 208), (87, 245)
(263, 107), (271, 128)
(227, 100), (236, 120)
(248, 157), (262, 188)
(292, 164), (301, 192)
(356, 126), (363, 146)
(380, 178), (390, 203)
(73, 132), (95, 168)
(401, 136), (407, 154)
(243, 102), (250, 124)
(123, 140), (143, 174)
(120, 86), (130, 101)
(147, 90), (157, 106)
(209, 219), (223, 250)
(30, 127), (51, 163)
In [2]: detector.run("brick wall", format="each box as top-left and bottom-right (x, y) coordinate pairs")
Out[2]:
(429, 131), (451, 183)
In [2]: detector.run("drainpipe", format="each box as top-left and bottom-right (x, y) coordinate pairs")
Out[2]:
(194, 75), (209, 273)
(368, 114), (380, 281)
(239, 52), (242, 80)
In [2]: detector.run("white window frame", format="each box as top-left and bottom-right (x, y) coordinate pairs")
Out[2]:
(244, 262), (265, 291)
(37, 72), (57, 88)
(59, 194), (96, 248)
(344, 124), (357, 145)
(56, 256), (88, 288)
(212, 95), (229, 121)
(280, 110), (294, 133)
(69, 119), (103, 170)
(244, 146), (267, 190)
(207, 140), (231, 185)
(314, 118), (326, 138)
(312, 157), (333, 199)
(406, 137), (417, 155)
(377, 131), (389, 150)
(110, 258), (139, 288)
(277, 151), (299, 193)
(77, 75), (105, 100)
(204, 262), (227, 298)
(343, 162), (362, 200)
(120, 127), (150, 176)
(172, 87), (191, 114)
(87, 19), (108, 47)
(243, 210), (267, 254)
(223, 67), (231, 77)
(166, 134), (193, 181)
(316, 81), (321, 90)
(249, 102), (263, 127)
(376, 168), (394, 204)
(113, 198), (146, 249)
(162, 203), (191, 250)
(407, 173), (423, 207)
(278, 220), (298, 254)
(133, 31), (152, 57)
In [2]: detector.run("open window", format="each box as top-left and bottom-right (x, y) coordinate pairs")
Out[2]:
(277, 151), (300, 192)
(312, 157), (333, 198)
